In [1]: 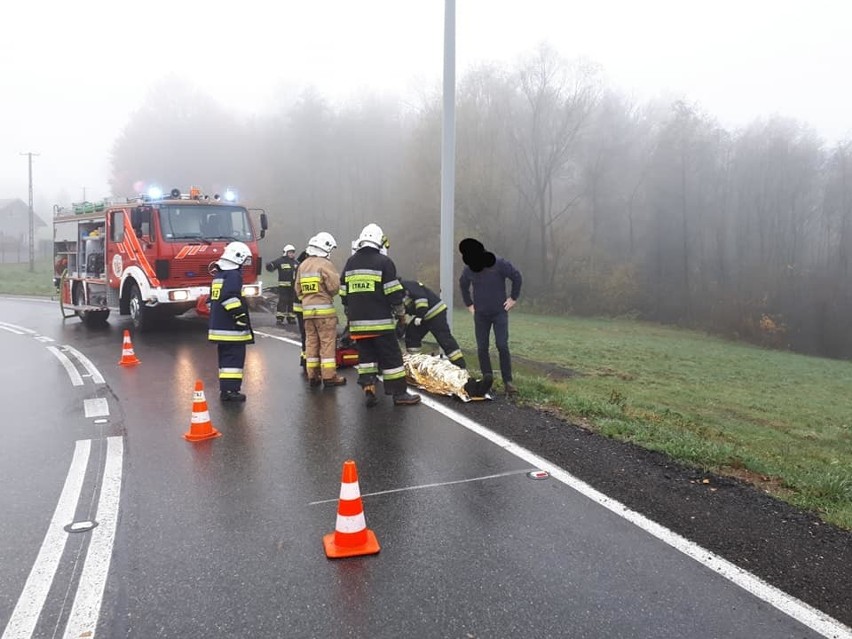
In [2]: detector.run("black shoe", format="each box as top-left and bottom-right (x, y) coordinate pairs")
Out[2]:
(364, 384), (378, 407)
(504, 381), (518, 397)
(220, 390), (246, 402)
(393, 391), (421, 406)
(309, 377), (322, 387)
(323, 376), (347, 387)
(276, 318), (285, 325)
(287, 317), (296, 324)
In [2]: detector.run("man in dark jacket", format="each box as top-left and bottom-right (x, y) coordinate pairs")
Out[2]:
(341, 223), (420, 407)
(208, 241), (255, 401)
(458, 238), (522, 396)
(400, 279), (466, 368)
(265, 244), (299, 324)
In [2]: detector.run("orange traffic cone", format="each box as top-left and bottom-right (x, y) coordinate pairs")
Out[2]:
(117, 330), (141, 366)
(183, 380), (221, 442)
(323, 460), (380, 559)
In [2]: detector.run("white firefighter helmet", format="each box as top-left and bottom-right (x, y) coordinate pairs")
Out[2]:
(217, 241), (252, 270)
(283, 244), (296, 254)
(357, 223), (388, 250)
(306, 232), (337, 257)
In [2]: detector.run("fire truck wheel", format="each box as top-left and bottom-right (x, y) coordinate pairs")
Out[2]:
(73, 283), (109, 327)
(129, 283), (153, 331)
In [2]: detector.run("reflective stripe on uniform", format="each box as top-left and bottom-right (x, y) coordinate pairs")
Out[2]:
(208, 329), (253, 342)
(424, 302), (447, 320)
(382, 365), (406, 381)
(383, 279), (403, 295)
(219, 367), (244, 380)
(350, 318), (395, 332)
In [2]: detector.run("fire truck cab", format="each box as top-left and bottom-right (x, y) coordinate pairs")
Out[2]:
(53, 186), (268, 330)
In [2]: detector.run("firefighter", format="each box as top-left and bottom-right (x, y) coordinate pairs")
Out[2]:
(293, 245), (309, 375)
(265, 244), (299, 325)
(208, 241), (255, 402)
(295, 232), (347, 387)
(400, 279), (466, 368)
(341, 223), (420, 407)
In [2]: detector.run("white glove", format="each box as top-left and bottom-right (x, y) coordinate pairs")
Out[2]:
(413, 317), (422, 326)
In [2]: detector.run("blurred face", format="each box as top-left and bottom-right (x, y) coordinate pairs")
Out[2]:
(287, 250), (295, 258)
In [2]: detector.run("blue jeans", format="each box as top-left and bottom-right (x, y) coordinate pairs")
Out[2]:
(474, 310), (511, 383)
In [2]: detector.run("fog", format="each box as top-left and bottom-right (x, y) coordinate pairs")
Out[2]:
(2, 0), (850, 203)
(3, 1), (852, 356)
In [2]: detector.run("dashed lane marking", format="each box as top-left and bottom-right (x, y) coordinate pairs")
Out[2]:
(61, 345), (105, 385)
(83, 398), (109, 419)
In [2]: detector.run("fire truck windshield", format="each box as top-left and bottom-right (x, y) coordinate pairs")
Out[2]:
(158, 205), (255, 243)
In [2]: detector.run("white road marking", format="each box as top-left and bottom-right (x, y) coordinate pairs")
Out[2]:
(0, 325), (25, 335)
(254, 330), (302, 347)
(35, 336), (55, 343)
(62, 436), (123, 639)
(83, 398), (109, 419)
(309, 469), (535, 505)
(61, 345), (105, 384)
(0, 321), (37, 334)
(1, 440), (91, 639)
(420, 395), (852, 639)
(46, 346), (84, 387)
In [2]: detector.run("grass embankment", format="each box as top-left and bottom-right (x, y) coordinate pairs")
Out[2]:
(0, 260), (55, 296)
(446, 310), (852, 530)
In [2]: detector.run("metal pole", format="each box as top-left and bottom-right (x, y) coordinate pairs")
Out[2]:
(440, 0), (456, 330)
(20, 152), (39, 272)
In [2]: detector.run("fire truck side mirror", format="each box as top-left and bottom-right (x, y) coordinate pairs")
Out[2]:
(260, 212), (268, 239)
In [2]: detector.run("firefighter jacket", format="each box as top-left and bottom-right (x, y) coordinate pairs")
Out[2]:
(341, 246), (405, 335)
(208, 268), (255, 343)
(295, 255), (340, 319)
(401, 279), (447, 322)
(265, 255), (299, 287)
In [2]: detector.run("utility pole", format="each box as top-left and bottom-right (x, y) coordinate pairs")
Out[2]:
(20, 152), (39, 272)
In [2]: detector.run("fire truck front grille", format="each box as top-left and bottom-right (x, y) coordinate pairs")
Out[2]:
(168, 256), (213, 285)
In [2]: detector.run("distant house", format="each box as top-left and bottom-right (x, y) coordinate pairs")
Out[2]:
(0, 198), (49, 263)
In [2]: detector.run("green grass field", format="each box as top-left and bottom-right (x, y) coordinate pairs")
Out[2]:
(2, 265), (849, 529)
(446, 310), (852, 530)
(0, 260), (55, 296)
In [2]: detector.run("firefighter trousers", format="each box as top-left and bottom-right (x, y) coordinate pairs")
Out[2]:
(355, 333), (407, 395)
(404, 311), (466, 368)
(217, 342), (247, 392)
(304, 316), (339, 380)
(276, 286), (295, 319)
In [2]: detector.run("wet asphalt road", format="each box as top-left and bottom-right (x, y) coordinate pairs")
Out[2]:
(0, 297), (840, 638)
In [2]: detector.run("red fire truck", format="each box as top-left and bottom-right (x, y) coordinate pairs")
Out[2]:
(53, 186), (268, 330)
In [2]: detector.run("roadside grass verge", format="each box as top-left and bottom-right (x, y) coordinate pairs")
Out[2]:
(0, 260), (55, 296)
(445, 310), (852, 530)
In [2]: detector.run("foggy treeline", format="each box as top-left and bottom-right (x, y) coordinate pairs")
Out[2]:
(109, 45), (852, 359)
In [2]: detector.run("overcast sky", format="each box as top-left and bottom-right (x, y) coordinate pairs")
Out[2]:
(2, 0), (851, 209)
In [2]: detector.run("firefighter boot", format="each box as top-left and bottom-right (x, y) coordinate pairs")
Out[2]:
(323, 375), (347, 387)
(393, 391), (421, 406)
(364, 384), (378, 408)
(221, 389), (247, 402)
